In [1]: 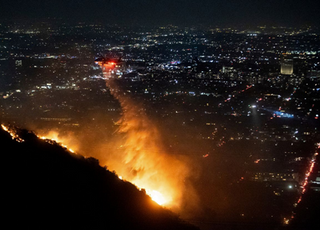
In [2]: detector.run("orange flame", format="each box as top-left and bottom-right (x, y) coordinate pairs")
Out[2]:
(1, 124), (25, 143)
(37, 131), (79, 154)
(96, 63), (195, 210)
(32, 63), (198, 213)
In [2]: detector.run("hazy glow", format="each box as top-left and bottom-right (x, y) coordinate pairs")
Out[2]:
(95, 62), (194, 209)
(18, 60), (198, 212)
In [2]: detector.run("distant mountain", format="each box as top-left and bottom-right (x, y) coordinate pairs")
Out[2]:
(0, 126), (198, 230)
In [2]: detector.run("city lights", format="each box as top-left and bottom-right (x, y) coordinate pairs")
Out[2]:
(1, 20), (320, 229)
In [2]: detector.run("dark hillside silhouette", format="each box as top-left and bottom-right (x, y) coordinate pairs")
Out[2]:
(0, 126), (198, 230)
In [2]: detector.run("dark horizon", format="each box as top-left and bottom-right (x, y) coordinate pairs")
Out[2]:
(0, 0), (319, 27)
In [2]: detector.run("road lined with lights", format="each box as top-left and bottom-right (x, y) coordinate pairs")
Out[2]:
(285, 143), (319, 225)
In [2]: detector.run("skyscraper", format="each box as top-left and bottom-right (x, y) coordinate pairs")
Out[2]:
(281, 57), (293, 75)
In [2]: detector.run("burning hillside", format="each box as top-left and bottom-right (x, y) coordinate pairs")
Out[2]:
(0, 125), (198, 230)
(94, 61), (198, 212)
(19, 59), (199, 216)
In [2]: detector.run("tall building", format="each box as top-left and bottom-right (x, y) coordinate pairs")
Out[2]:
(281, 57), (293, 75)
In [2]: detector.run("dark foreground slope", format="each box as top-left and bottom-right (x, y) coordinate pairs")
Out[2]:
(0, 127), (197, 230)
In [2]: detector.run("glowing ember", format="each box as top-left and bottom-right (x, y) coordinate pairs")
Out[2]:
(1, 124), (24, 143)
(1, 124), (9, 132)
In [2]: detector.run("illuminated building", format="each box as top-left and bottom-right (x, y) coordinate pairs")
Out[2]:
(221, 66), (234, 74)
(280, 57), (293, 75)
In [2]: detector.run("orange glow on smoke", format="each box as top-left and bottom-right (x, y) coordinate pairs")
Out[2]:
(34, 121), (185, 207)
(94, 62), (193, 209)
(31, 62), (196, 210)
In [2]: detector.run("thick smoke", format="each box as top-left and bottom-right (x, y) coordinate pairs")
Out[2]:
(94, 67), (199, 214)
(33, 65), (200, 216)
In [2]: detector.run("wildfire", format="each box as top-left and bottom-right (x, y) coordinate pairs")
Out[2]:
(36, 131), (173, 206)
(8, 60), (195, 211)
(94, 61), (193, 209)
(117, 174), (167, 205)
(34, 124), (182, 207)
(1, 124), (24, 143)
(37, 131), (77, 154)
(1, 122), (171, 206)
(147, 190), (167, 205)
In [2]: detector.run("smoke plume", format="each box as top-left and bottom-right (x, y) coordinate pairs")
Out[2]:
(96, 67), (199, 214)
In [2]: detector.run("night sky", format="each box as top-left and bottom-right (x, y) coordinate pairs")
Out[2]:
(0, 0), (319, 27)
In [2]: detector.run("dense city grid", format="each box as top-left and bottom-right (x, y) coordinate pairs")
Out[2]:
(1, 21), (320, 229)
